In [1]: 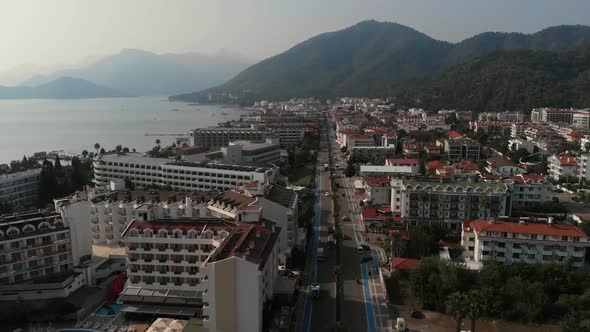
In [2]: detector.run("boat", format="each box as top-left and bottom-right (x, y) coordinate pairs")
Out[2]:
(171, 109), (180, 112)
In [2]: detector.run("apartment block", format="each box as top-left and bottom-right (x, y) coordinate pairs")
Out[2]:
(510, 174), (552, 207)
(444, 138), (481, 161)
(547, 154), (578, 181)
(203, 223), (279, 332)
(390, 178), (511, 230)
(0, 168), (41, 207)
(190, 127), (274, 148)
(120, 217), (234, 317)
(462, 220), (588, 267)
(0, 211), (91, 300)
(93, 153), (278, 191)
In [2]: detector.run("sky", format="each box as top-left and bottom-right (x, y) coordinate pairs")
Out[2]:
(0, 0), (589, 82)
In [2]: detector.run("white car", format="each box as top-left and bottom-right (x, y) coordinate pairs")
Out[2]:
(325, 192), (331, 197)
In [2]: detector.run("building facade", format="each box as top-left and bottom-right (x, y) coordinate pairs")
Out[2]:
(190, 127), (274, 148)
(0, 168), (41, 207)
(93, 153), (278, 191)
(462, 220), (587, 267)
(390, 179), (511, 229)
(0, 211), (91, 300)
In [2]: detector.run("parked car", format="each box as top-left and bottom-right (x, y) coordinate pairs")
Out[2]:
(410, 307), (422, 319)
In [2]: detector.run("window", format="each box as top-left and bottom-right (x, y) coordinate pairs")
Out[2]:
(497, 252), (505, 257)
(512, 253), (520, 259)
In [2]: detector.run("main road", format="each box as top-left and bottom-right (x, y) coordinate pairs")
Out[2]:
(327, 119), (391, 332)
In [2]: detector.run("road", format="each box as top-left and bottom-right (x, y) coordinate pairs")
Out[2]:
(301, 117), (337, 331)
(328, 121), (391, 332)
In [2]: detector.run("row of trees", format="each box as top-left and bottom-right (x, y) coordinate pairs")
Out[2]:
(410, 258), (590, 329)
(38, 156), (93, 207)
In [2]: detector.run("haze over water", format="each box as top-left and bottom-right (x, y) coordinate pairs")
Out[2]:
(0, 96), (249, 164)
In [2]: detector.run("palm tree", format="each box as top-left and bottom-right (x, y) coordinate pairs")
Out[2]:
(466, 290), (487, 332)
(115, 145), (123, 154)
(156, 139), (161, 147)
(81, 150), (89, 159)
(94, 143), (100, 155)
(446, 292), (468, 332)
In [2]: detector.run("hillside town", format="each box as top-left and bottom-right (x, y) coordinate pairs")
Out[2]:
(3, 97), (590, 332)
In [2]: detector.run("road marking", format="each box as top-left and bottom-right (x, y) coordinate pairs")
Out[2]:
(342, 177), (378, 332)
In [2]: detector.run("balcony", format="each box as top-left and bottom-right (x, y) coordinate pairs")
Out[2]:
(90, 216), (99, 224)
(92, 234), (100, 240)
(91, 226), (100, 233)
(202, 305), (210, 317)
(573, 250), (585, 257)
(202, 291), (209, 303)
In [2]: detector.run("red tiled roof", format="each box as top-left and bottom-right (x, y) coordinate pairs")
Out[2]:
(454, 160), (478, 170)
(392, 257), (420, 271)
(387, 158), (419, 165)
(426, 160), (445, 170)
(557, 155), (578, 166)
(366, 177), (390, 186)
(362, 208), (389, 221)
(470, 220), (588, 238)
(448, 130), (463, 139)
(350, 134), (373, 140)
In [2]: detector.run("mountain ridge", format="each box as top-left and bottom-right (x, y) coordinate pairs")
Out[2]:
(0, 76), (131, 99)
(169, 21), (590, 102)
(21, 49), (252, 96)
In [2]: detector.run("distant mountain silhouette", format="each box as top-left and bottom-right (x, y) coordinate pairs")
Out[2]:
(170, 20), (590, 102)
(0, 76), (131, 99)
(22, 49), (252, 96)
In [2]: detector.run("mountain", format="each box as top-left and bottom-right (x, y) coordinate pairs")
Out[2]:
(21, 49), (252, 96)
(0, 76), (131, 99)
(388, 45), (590, 113)
(169, 21), (590, 102)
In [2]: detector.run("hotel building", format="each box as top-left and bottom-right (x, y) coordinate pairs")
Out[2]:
(0, 211), (92, 300)
(0, 168), (41, 207)
(93, 153), (278, 191)
(390, 178), (511, 229)
(462, 220), (588, 267)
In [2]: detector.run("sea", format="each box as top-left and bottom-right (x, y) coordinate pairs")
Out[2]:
(0, 96), (251, 164)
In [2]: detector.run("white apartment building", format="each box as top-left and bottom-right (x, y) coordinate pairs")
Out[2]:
(209, 138), (282, 165)
(390, 178), (511, 230)
(120, 217), (234, 317)
(508, 138), (536, 154)
(56, 187), (215, 245)
(203, 222), (279, 332)
(207, 186), (298, 263)
(462, 220), (588, 267)
(547, 154), (579, 181)
(0, 211), (92, 300)
(510, 174), (552, 207)
(93, 153), (278, 191)
(0, 168), (41, 207)
(190, 127), (275, 148)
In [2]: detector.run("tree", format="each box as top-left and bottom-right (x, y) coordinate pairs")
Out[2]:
(345, 162), (356, 177)
(446, 292), (468, 332)
(115, 145), (123, 154)
(340, 146), (347, 153)
(100, 148), (106, 154)
(466, 289), (488, 332)
(94, 143), (101, 155)
(123, 147), (130, 153)
(156, 139), (161, 147)
(81, 150), (89, 159)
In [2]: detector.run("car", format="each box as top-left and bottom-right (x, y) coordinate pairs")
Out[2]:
(356, 245), (364, 254)
(410, 308), (422, 319)
(311, 284), (320, 300)
(341, 193), (345, 197)
(325, 192), (331, 197)
(361, 244), (371, 251)
(360, 255), (372, 263)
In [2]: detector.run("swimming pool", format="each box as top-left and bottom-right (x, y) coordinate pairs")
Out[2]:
(95, 303), (123, 316)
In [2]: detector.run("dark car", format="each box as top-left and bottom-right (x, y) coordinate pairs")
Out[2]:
(360, 255), (372, 263)
(410, 308), (422, 319)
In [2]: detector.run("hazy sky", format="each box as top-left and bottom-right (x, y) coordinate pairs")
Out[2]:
(0, 0), (589, 74)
